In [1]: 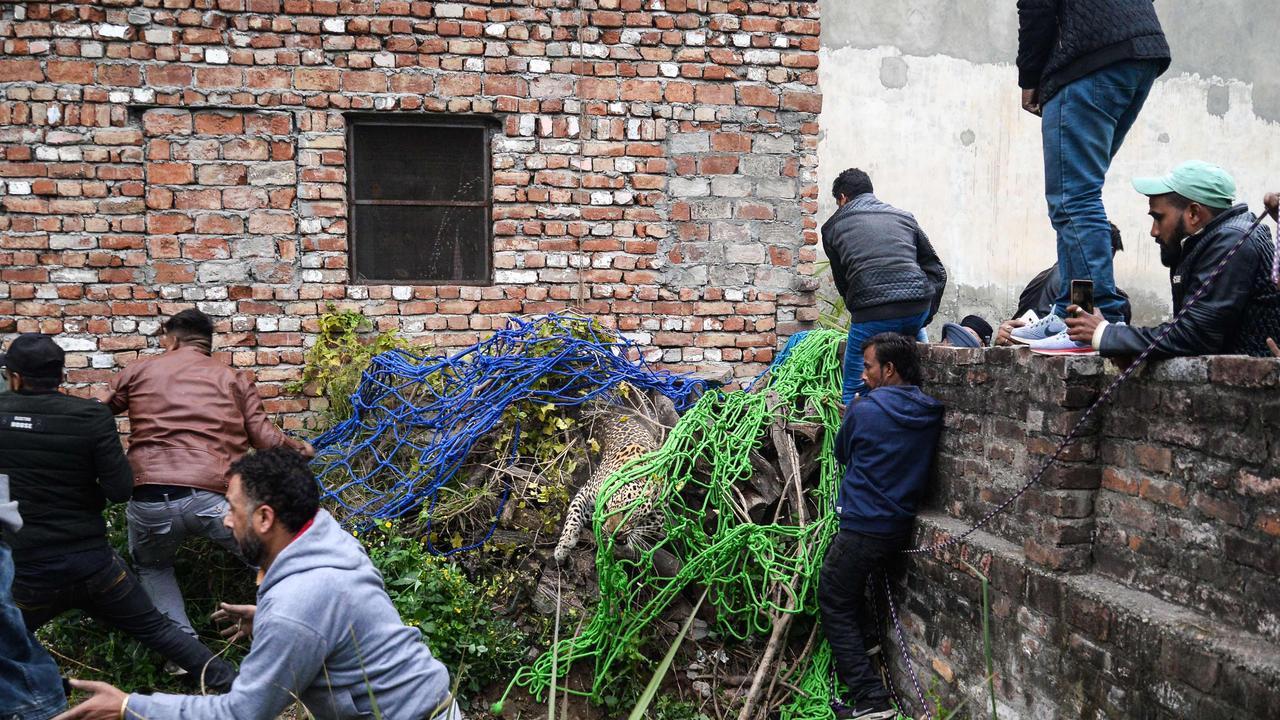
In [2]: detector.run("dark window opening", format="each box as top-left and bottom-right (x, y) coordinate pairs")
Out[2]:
(347, 115), (494, 284)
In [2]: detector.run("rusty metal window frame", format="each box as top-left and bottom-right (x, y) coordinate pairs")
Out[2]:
(345, 113), (497, 286)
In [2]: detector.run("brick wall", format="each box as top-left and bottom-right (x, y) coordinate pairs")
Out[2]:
(890, 347), (1280, 719)
(0, 0), (823, 423)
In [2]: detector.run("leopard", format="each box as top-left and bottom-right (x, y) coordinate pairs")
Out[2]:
(553, 409), (662, 564)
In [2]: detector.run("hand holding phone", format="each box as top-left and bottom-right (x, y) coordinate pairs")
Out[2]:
(1070, 280), (1094, 316)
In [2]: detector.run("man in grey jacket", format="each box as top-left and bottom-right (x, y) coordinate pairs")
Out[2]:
(56, 447), (460, 720)
(822, 168), (947, 403)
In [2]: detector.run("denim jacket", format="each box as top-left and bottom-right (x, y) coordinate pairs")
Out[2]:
(1, 474), (66, 720)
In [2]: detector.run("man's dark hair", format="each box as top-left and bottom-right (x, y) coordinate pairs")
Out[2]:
(162, 308), (214, 343)
(860, 332), (923, 385)
(229, 447), (319, 534)
(1108, 222), (1124, 254)
(1160, 192), (1225, 219)
(832, 168), (873, 201)
(17, 374), (61, 392)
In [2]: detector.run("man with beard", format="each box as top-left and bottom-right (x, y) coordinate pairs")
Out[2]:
(1061, 161), (1280, 358)
(55, 447), (461, 720)
(819, 333), (943, 720)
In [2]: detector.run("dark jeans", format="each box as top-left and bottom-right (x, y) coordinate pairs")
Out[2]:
(12, 545), (236, 691)
(818, 529), (906, 705)
(1042, 59), (1161, 323)
(1, 542), (65, 720)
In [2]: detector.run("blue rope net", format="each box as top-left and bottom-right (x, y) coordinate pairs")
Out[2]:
(309, 314), (709, 548)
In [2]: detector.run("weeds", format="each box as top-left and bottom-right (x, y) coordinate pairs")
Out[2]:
(362, 525), (523, 699)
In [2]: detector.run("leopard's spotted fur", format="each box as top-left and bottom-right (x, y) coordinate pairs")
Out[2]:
(553, 412), (661, 564)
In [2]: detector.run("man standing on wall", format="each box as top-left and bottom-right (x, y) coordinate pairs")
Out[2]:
(107, 309), (314, 655)
(822, 168), (947, 404)
(819, 334), (944, 720)
(1013, 0), (1171, 352)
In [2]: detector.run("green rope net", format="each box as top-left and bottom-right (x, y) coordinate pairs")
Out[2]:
(502, 329), (848, 719)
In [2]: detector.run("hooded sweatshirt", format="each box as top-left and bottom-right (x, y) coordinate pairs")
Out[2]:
(127, 510), (452, 720)
(834, 385), (944, 535)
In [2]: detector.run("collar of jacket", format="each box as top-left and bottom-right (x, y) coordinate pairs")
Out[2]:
(169, 343), (212, 357)
(842, 192), (881, 212)
(823, 192), (881, 234)
(1181, 203), (1250, 257)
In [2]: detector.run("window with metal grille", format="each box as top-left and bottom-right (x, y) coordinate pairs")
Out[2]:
(347, 115), (493, 284)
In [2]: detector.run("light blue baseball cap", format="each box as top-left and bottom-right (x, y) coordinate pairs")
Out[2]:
(1132, 160), (1236, 209)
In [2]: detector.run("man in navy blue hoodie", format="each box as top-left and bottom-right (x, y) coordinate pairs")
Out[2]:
(819, 333), (944, 720)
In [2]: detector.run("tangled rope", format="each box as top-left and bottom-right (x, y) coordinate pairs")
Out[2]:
(499, 329), (847, 719)
(309, 314), (708, 542)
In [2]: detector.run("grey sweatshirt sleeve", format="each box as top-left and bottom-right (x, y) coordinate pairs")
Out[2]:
(125, 616), (327, 720)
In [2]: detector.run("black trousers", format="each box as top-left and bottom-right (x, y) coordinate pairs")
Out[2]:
(817, 529), (905, 704)
(12, 545), (236, 691)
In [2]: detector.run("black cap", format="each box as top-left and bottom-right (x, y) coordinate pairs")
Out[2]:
(960, 315), (994, 345)
(0, 334), (66, 380)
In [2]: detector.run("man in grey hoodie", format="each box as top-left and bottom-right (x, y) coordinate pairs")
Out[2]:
(56, 448), (460, 720)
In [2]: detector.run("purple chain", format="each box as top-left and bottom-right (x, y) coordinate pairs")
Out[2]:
(1272, 220), (1279, 287)
(884, 572), (931, 720)
(904, 212), (1268, 557)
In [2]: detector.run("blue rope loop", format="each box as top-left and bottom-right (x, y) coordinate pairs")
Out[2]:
(309, 314), (710, 551)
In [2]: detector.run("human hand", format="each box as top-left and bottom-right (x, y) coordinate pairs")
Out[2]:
(52, 680), (127, 720)
(1064, 305), (1103, 344)
(1021, 88), (1041, 116)
(995, 319), (1027, 346)
(299, 440), (316, 459)
(1265, 192), (1278, 222)
(211, 602), (256, 642)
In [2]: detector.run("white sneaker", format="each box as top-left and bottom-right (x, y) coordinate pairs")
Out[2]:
(1028, 330), (1097, 355)
(1010, 314), (1066, 345)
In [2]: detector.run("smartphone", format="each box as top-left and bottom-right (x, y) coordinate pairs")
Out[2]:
(1070, 279), (1094, 315)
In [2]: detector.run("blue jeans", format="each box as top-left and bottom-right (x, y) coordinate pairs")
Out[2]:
(842, 311), (929, 403)
(0, 543), (65, 720)
(1042, 59), (1161, 323)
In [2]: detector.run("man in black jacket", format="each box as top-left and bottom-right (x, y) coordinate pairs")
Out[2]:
(0, 334), (235, 689)
(1064, 162), (1280, 358)
(1014, 0), (1171, 350)
(822, 168), (947, 403)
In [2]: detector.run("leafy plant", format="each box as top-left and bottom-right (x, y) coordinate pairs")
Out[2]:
(361, 525), (524, 699)
(288, 304), (410, 428)
(812, 260), (851, 331)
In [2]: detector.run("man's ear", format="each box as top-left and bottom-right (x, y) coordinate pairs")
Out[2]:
(253, 504), (276, 534)
(882, 361), (897, 379)
(1187, 202), (1212, 230)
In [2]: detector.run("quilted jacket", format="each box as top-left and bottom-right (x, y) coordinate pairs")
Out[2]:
(821, 194), (947, 324)
(1017, 0), (1170, 103)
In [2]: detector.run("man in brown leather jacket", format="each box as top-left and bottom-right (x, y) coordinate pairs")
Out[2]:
(107, 309), (314, 646)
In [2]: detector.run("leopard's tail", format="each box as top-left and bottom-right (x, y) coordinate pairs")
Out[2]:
(553, 485), (594, 564)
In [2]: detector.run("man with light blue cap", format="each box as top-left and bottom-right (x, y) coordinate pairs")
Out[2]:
(1057, 161), (1280, 358)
